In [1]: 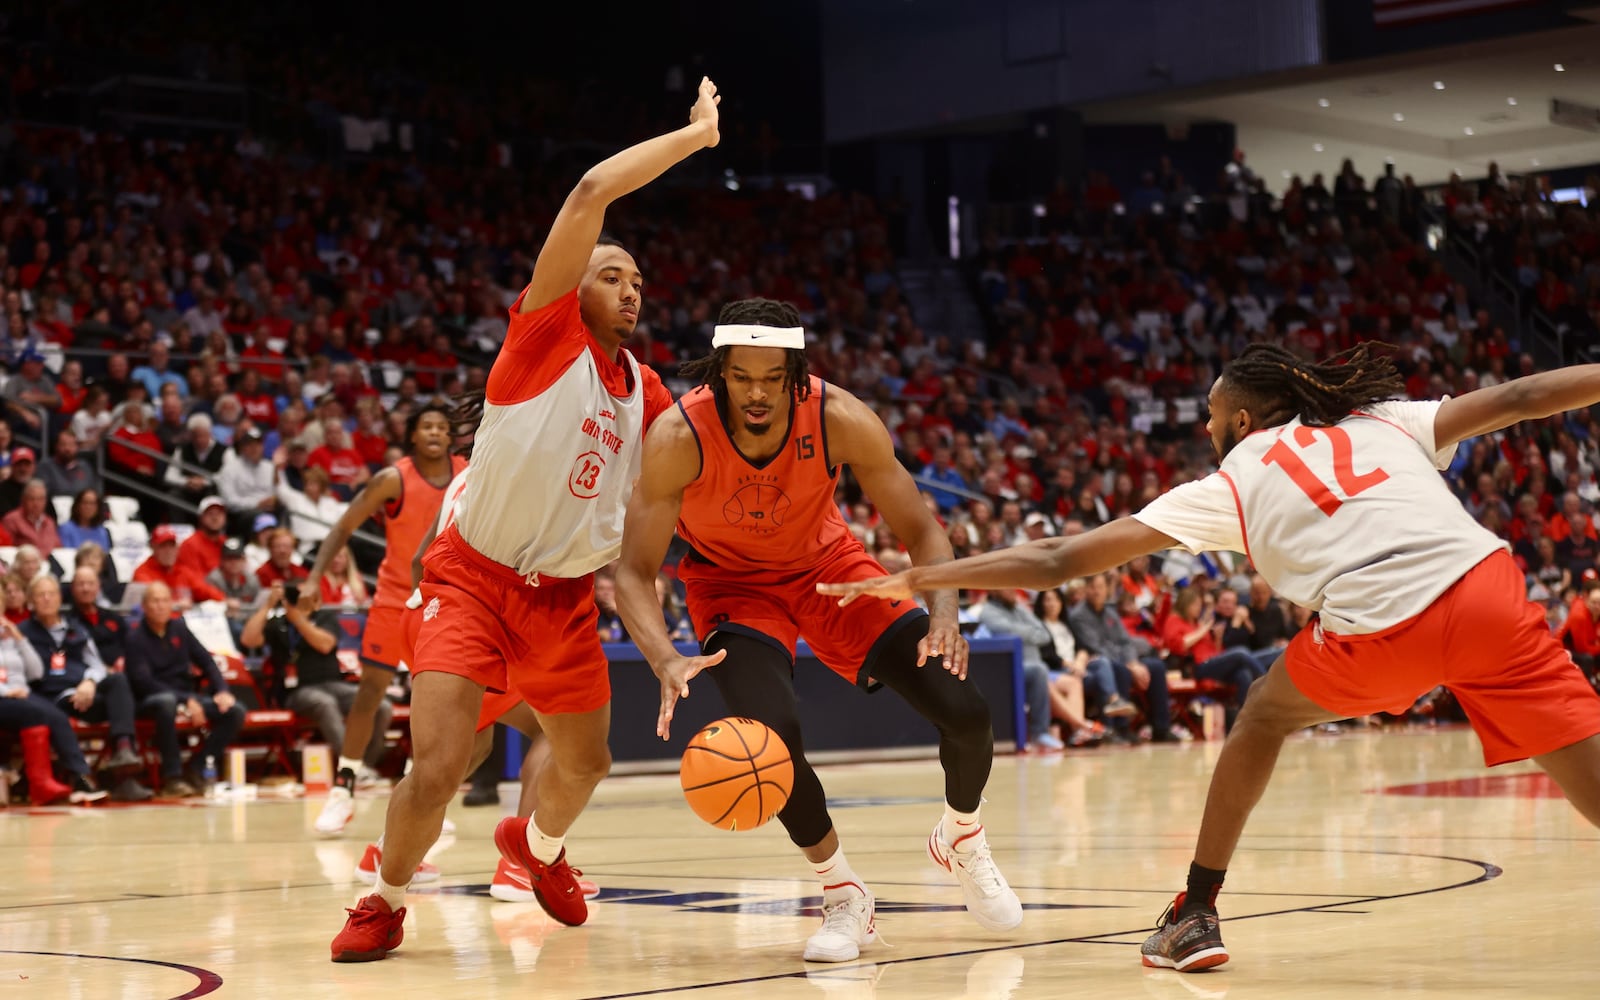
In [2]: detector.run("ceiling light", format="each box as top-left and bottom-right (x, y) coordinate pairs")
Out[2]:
(1507, 97), (1518, 106)
(1318, 98), (1330, 108)
(1393, 112), (1406, 121)
(1313, 143), (1325, 152)
(1463, 127), (1475, 135)
(1555, 63), (1566, 72)
(1433, 80), (1445, 90)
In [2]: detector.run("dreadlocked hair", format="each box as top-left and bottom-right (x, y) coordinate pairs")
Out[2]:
(447, 390), (485, 459)
(679, 298), (812, 406)
(1221, 342), (1405, 428)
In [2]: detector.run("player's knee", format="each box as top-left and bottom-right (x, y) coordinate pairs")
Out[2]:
(409, 754), (470, 805)
(938, 687), (992, 740)
(561, 742), (611, 787)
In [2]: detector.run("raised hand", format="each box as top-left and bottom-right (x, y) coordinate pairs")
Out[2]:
(690, 76), (721, 148)
(816, 571), (915, 607)
(654, 647), (728, 740)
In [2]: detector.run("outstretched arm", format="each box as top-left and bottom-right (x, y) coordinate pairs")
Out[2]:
(298, 468), (401, 612)
(1434, 364), (1600, 450)
(826, 386), (969, 677)
(523, 78), (721, 313)
(615, 410), (725, 739)
(819, 517), (1178, 604)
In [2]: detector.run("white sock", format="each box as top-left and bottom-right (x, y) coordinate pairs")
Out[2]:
(941, 804), (983, 850)
(373, 872), (409, 911)
(338, 756), (362, 776)
(524, 814), (565, 865)
(812, 845), (867, 905)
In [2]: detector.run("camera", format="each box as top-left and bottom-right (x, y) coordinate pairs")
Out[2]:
(283, 584), (301, 606)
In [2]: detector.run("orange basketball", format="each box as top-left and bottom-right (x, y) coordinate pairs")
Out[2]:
(679, 717), (793, 831)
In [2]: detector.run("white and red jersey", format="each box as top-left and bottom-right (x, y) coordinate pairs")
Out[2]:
(436, 467), (469, 535)
(452, 287), (672, 579)
(1134, 399), (1504, 635)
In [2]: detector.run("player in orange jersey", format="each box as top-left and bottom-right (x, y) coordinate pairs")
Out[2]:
(301, 401), (465, 839)
(616, 298), (1023, 965)
(819, 344), (1600, 973)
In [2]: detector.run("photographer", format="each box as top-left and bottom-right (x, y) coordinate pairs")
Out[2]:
(241, 581), (392, 773)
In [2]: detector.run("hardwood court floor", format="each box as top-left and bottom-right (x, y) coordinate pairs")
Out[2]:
(3, 726), (1596, 999)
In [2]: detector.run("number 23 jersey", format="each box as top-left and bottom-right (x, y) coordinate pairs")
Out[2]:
(1133, 399), (1504, 635)
(456, 286), (673, 579)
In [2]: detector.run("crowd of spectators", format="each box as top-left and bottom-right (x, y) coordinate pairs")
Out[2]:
(3, 22), (1600, 793)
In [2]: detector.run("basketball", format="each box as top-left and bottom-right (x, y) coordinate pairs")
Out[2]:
(679, 717), (793, 831)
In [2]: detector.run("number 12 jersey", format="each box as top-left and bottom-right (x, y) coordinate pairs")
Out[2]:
(1133, 399), (1504, 635)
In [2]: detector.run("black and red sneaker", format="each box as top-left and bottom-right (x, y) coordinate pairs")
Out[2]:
(1140, 892), (1229, 972)
(493, 816), (589, 926)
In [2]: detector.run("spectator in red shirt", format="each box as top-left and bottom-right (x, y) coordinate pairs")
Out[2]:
(307, 420), (372, 494)
(255, 527), (309, 588)
(1559, 577), (1600, 680)
(133, 525), (225, 608)
(1, 480), (61, 551)
(177, 496), (229, 577)
(235, 368), (279, 427)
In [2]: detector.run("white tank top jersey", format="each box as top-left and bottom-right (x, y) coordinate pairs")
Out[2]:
(1132, 398), (1505, 635)
(452, 287), (671, 580)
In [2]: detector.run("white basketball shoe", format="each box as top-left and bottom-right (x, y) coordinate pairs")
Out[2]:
(315, 786), (355, 837)
(803, 890), (879, 962)
(927, 821), (1023, 931)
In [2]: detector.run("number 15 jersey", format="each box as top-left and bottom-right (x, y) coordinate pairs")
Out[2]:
(1133, 399), (1504, 635)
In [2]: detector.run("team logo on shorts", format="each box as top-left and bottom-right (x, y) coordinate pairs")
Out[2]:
(722, 483), (792, 531)
(423, 597), (441, 622)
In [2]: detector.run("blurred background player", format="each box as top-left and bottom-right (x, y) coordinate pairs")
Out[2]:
(302, 402), (463, 838)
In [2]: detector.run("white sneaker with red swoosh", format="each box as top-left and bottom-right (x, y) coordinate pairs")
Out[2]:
(490, 858), (598, 902)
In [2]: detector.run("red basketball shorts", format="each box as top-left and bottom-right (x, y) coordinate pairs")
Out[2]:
(361, 604), (411, 672)
(680, 542), (926, 688)
(1285, 549), (1600, 766)
(411, 527), (610, 716)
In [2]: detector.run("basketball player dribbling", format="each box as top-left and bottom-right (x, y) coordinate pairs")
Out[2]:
(616, 298), (1023, 964)
(819, 344), (1600, 972)
(302, 403), (464, 846)
(328, 78), (718, 962)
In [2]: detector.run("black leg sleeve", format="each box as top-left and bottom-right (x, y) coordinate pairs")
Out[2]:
(702, 632), (834, 849)
(864, 617), (994, 813)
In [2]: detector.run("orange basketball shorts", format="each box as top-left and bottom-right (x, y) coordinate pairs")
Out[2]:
(679, 542), (927, 689)
(360, 604), (412, 672)
(411, 527), (610, 716)
(1285, 549), (1600, 766)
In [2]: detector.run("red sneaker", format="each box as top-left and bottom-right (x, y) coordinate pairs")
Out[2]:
(491, 857), (600, 902)
(492, 817), (589, 926)
(330, 894), (406, 963)
(354, 843), (441, 885)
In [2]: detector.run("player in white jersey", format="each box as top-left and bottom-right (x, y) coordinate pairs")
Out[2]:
(819, 343), (1600, 972)
(330, 79), (716, 963)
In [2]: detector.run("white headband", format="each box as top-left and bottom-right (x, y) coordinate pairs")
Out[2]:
(711, 324), (805, 350)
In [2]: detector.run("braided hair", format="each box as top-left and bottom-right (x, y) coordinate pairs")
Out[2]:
(1220, 343), (1405, 428)
(446, 390), (485, 459)
(680, 298), (812, 408)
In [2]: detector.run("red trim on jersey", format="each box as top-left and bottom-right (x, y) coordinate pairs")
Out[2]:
(1350, 411), (1418, 444)
(1217, 470), (1252, 566)
(488, 286), (638, 406)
